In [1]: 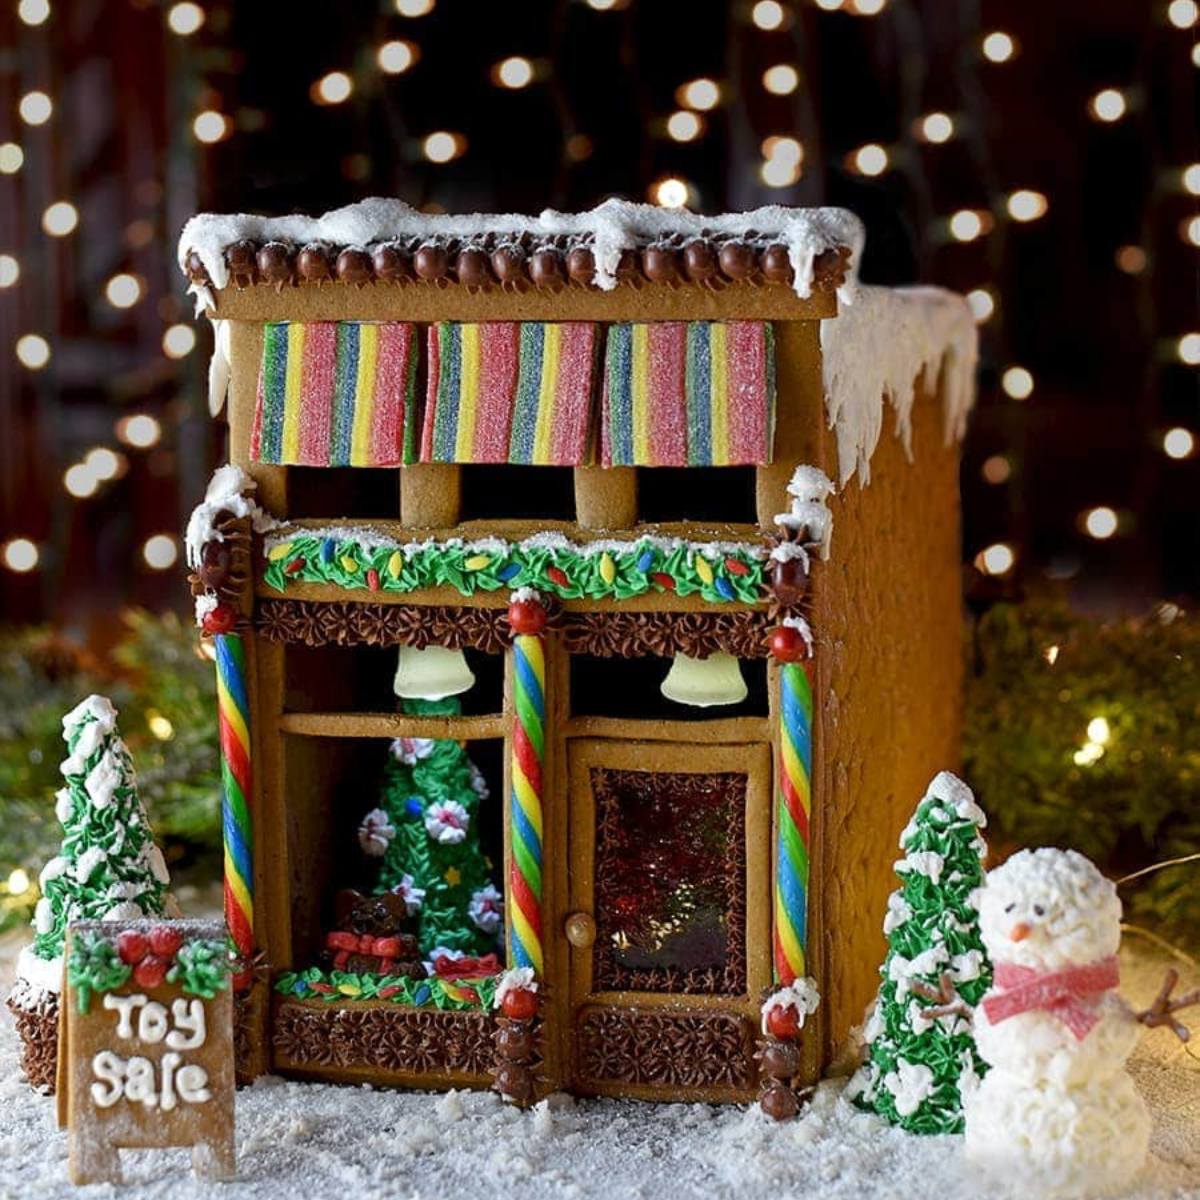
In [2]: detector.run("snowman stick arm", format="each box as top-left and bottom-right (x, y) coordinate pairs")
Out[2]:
(909, 972), (972, 1019)
(1136, 969), (1200, 1041)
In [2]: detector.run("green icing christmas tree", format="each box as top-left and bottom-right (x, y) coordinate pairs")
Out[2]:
(31, 695), (170, 967)
(849, 771), (992, 1134)
(364, 698), (500, 960)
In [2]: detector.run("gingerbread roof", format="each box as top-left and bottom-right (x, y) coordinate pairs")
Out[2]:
(177, 198), (860, 298)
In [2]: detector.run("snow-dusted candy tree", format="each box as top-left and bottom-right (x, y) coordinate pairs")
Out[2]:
(847, 770), (991, 1134)
(7, 695), (172, 1090)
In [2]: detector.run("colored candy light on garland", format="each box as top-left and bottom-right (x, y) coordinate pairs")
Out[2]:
(422, 322), (598, 465)
(251, 321), (418, 467)
(507, 591), (546, 976)
(215, 633), (255, 989)
(262, 529), (767, 604)
(601, 321), (776, 467)
(773, 646), (814, 985)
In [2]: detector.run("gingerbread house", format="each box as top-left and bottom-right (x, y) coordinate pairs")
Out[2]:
(178, 199), (977, 1108)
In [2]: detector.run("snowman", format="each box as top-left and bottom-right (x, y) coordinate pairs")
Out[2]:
(964, 848), (1197, 1198)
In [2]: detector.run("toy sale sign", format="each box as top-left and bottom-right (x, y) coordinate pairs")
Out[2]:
(57, 919), (236, 1185)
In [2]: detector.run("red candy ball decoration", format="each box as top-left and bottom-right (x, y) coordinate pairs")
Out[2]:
(765, 1003), (801, 1041)
(507, 598), (546, 636)
(133, 955), (168, 990)
(116, 930), (149, 965)
(500, 987), (538, 1020)
(201, 602), (237, 636)
(768, 625), (807, 663)
(148, 925), (184, 959)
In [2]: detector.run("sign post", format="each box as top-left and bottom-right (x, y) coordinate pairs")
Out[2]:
(57, 918), (235, 1185)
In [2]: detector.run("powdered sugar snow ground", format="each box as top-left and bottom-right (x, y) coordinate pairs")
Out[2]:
(1, 938), (1196, 1199)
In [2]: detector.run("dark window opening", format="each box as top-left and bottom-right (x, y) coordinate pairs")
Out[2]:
(570, 654), (768, 721)
(284, 643), (504, 716)
(286, 466), (400, 520)
(637, 466), (758, 525)
(458, 464), (577, 522)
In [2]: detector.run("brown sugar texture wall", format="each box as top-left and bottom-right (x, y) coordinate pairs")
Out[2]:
(816, 387), (963, 1058)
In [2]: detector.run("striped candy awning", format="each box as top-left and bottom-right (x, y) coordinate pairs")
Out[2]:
(601, 321), (776, 467)
(420, 322), (598, 465)
(252, 322), (418, 467)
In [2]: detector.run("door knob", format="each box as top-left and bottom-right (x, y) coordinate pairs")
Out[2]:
(565, 911), (596, 949)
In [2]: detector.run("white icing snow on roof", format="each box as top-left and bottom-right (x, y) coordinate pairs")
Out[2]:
(178, 197), (864, 299)
(820, 285), (978, 486)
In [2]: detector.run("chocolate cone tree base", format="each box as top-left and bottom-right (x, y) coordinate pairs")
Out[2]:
(7, 986), (59, 1093)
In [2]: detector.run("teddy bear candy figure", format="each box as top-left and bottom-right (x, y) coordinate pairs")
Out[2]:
(320, 889), (425, 980)
(964, 848), (1198, 1199)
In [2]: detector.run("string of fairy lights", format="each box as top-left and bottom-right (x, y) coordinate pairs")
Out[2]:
(1, 0), (1197, 600)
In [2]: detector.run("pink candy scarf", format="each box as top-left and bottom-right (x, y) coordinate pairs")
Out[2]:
(982, 956), (1120, 1040)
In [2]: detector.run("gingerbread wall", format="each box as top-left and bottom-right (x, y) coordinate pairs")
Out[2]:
(814, 385), (963, 1060)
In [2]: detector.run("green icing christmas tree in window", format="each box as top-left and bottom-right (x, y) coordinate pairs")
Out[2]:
(359, 698), (501, 963)
(847, 771), (992, 1134)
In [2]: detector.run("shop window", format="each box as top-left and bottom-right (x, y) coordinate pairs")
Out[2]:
(283, 736), (505, 976)
(284, 644), (504, 715)
(569, 654), (768, 721)
(636, 466), (758, 526)
(457, 463), (577, 523)
(286, 466), (401, 520)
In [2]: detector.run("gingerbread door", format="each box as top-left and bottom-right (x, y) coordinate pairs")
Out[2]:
(564, 738), (772, 1102)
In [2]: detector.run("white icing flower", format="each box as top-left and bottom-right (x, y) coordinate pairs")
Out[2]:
(882, 1058), (934, 1117)
(468, 884), (503, 934)
(468, 763), (490, 801)
(390, 874), (426, 916)
(62, 695), (118, 738)
(54, 788), (73, 823)
(509, 586), (542, 605)
(950, 948), (984, 983)
(357, 808), (396, 857)
(390, 736), (436, 765)
(194, 593), (219, 628)
(33, 897), (54, 935)
(424, 800), (470, 844)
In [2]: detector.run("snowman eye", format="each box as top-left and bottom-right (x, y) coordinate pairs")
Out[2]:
(1004, 903), (1016, 914)
(1033, 905), (1045, 917)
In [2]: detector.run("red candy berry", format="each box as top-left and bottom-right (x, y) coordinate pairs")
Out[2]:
(652, 572), (676, 591)
(116, 930), (149, 965)
(507, 598), (546, 636)
(765, 1003), (801, 1040)
(133, 955), (168, 990)
(546, 566), (570, 589)
(500, 987), (538, 1020)
(148, 925), (183, 959)
(201, 602), (237, 636)
(768, 625), (806, 663)
(367, 568), (380, 591)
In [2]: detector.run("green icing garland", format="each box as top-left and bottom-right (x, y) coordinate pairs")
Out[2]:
(262, 531), (767, 605)
(275, 966), (497, 1011)
(66, 931), (233, 1013)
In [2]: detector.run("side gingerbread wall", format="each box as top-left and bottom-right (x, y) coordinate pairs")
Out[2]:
(815, 383), (964, 1063)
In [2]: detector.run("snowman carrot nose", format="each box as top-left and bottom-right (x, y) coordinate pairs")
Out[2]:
(1009, 922), (1032, 942)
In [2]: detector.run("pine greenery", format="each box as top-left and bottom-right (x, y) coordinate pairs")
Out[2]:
(375, 697), (498, 958)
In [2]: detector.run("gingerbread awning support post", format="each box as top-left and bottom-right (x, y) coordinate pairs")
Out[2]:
(493, 589), (549, 1108)
(760, 619), (817, 1120)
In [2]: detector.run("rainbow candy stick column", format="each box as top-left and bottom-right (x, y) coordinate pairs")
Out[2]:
(773, 660), (814, 985)
(215, 633), (255, 989)
(509, 632), (546, 976)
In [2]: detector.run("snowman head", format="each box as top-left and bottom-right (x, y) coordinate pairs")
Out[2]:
(978, 848), (1121, 970)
